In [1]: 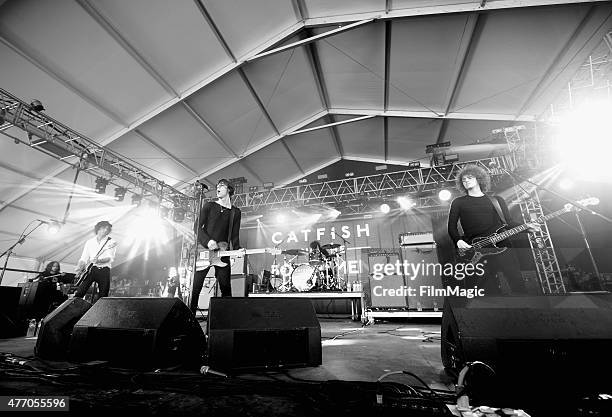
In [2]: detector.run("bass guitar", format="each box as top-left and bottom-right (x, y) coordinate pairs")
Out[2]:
(457, 197), (599, 265)
(196, 241), (281, 270)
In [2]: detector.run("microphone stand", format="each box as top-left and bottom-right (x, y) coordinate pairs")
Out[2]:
(494, 163), (610, 283)
(189, 183), (207, 312)
(0, 220), (45, 285)
(337, 235), (352, 288)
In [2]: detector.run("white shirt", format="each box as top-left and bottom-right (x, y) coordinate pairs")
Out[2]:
(79, 236), (117, 268)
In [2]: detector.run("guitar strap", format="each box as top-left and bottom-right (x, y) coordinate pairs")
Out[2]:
(227, 207), (235, 250)
(487, 195), (508, 224)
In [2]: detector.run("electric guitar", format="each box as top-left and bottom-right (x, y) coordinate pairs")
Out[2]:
(74, 238), (116, 286)
(457, 197), (599, 265)
(196, 241), (281, 270)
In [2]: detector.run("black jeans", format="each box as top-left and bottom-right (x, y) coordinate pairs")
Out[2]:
(75, 266), (110, 302)
(463, 249), (527, 295)
(190, 258), (231, 313)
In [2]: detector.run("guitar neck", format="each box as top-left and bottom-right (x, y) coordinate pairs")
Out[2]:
(478, 207), (569, 247)
(218, 248), (271, 256)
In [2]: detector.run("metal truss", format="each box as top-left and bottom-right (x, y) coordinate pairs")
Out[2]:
(0, 88), (190, 203)
(230, 156), (514, 215)
(515, 189), (566, 294)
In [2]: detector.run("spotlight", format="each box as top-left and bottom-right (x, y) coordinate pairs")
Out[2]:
(276, 213), (286, 223)
(114, 187), (127, 202)
(46, 220), (62, 235)
(249, 185), (259, 192)
(30, 99), (45, 112)
(380, 203), (390, 214)
(263, 182), (274, 190)
(94, 177), (109, 194)
(559, 178), (574, 190)
(131, 194), (143, 206)
(159, 206), (170, 219)
(172, 207), (186, 222)
(397, 196), (414, 210)
(438, 189), (452, 201)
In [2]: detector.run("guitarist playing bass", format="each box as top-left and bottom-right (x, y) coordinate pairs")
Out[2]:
(74, 220), (117, 303)
(190, 179), (241, 313)
(447, 164), (540, 295)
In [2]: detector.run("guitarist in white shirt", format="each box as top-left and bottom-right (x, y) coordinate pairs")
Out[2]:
(190, 179), (242, 313)
(74, 220), (117, 303)
(447, 164), (540, 295)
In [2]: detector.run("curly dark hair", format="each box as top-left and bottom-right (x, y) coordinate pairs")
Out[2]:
(455, 164), (491, 194)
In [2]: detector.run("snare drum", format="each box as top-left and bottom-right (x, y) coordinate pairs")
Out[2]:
(291, 264), (317, 291)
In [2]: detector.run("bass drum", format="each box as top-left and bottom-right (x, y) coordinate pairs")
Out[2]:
(291, 264), (317, 292)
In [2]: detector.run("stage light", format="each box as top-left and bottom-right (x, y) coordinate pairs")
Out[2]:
(263, 182), (274, 190)
(556, 100), (612, 181)
(114, 187), (127, 202)
(298, 178), (308, 184)
(172, 207), (186, 222)
(47, 221), (61, 235)
(159, 206), (170, 219)
(276, 213), (286, 224)
(94, 177), (109, 194)
(397, 196), (414, 210)
(408, 161), (421, 169)
(559, 178), (574, 190)
(330, 209), (341, 218)
(380, 203), (390, 214)
(249, 185), (259, 192)
(438, 189), (452, 201)
(30, 99), (45, 112)
(131, 194), (142, 206)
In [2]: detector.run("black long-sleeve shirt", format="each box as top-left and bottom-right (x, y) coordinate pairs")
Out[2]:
(197, 201), (241, 250)
(447, 194), (521, 245)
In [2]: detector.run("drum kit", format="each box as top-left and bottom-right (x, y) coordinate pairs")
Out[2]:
(271, 243), (345, 292)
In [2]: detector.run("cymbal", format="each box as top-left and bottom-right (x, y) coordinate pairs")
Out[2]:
(282, 248), (307, 256)
(321, 243), (341, 249)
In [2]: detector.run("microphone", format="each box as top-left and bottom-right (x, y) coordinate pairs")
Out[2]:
(200, 365), (228, 378)
(195, 180), (209, 190)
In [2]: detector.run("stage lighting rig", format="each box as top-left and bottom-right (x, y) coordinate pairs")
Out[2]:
(29, 99), (45, 112)
(114, 187), (127, 202)
(95, 177), (109, 194)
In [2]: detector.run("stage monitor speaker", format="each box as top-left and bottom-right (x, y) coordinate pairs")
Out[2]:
(441, 294), (612, 393)
(35, 297), (91, 359)
(0, 286), (23, 338)
(207, 297), (321, 371)
(18, 281), (55, 319)
(69, 297), (204, 368)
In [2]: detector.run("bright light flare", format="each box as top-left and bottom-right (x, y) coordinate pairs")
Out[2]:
(559, 178), (574, 190)
(397, 196), (414, 210)
(276, 213), (287, 224)
(124, 208), (171, 261)
(380, 203), (390, 214)
(438, 189), (452, 201)
(556, 100), (612, 181)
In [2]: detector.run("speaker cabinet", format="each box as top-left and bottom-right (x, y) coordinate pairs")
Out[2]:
(35, 297), (91, 359)
(207, 297), (321, 371)
(0, 286), (23, 337)
(441, 294), (612, 393)
(69, 297), (204, 368)
(18, 281), (55, 319)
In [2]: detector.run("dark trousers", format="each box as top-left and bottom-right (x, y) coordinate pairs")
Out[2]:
(463, 249), (527, 295)
(75, 266), (110, 302)
(190, 258), (231, 313)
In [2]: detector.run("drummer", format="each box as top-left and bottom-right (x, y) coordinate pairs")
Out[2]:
(309, 240), (330, 262)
